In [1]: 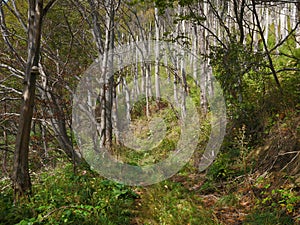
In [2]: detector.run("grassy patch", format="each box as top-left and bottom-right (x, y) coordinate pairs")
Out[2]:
(133, 181), (219, 225)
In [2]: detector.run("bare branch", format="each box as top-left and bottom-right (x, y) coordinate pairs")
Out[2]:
(43, 0), (58, 16)
(0, 1), (26, 67)
(0, 97), (20, 102)
(0, 63), (24, 78)
(11, 0), (27, 31)
(269, 21), (300, 53)
(186, 4), (227, 49)
(280, 152), (299, 172)
(251, 0), (282, 92)
(0, 84), (22, 95)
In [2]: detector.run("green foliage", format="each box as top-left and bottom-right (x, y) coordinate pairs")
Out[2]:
(206, 153), (235, 181)
(0, 164), (137, 225)
(135, 181), (219, 225)
(154, 0), (174, 14)
(200, 124), (253, 194)
(244, 210), (294, 225)
(0, 181), (34, 225)
(260, 187), (300, 215)
(209, 41), (269, 138)
(206, 124), (252, 182)
(174, 13), (205, 26)
(114, 95), (181, 166)
(1, 2), (299, 225)
(130, 95), (148, 120)
(199, 152), (239, 194)
(210, 41), (266, 101)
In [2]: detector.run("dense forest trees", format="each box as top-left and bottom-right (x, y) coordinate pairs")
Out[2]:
(1, 0), (299, 189)
(0, 0), (299, 223)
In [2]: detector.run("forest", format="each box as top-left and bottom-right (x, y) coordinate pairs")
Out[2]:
(0, 0), (299, 224)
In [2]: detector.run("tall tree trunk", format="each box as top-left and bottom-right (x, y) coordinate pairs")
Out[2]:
(264, 7), (269, 46)
(12, 0), (43, 200)
(123, 79), (131, 122)
(233, 0), (245, 44)
(12, 0), (58, 200)
(88, 0), (104, 54)
(296, 1), (300, 48)
(280, 4), (288, 40)
(273, 7), (279, 53)
(104, 0), (115, 148)
(88, 0), (116, 149)
(145, 63), (151, 118)
(154, 7), (161, 103)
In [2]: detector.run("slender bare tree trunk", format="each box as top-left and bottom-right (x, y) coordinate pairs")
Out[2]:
(105, 0), (115, 148)
(264, 7), (269, 46)
(280, 4), (288, 40)
(48, 91), (83, 164)
(88, 0), (104, 54)
(154, 7), (160, 103)
(88, 0), (116, 149)
(134, 52), (140, 98)
(233, 0), (246, 44)
(296, 1), (300, 48)
(123, 79), (131, 122)
(145, 63), (151, 118)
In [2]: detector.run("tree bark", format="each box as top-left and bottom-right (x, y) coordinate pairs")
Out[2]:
(12, 0), (44, 199)
(12, 0), (58, 200)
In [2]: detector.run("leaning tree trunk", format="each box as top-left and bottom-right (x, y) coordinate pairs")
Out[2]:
(12, 0), (58, 200)
(12, 0), (43, 200)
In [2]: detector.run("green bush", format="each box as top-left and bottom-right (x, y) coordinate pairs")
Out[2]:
(0, 164), (138, 225)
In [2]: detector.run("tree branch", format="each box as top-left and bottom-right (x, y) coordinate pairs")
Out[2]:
(11, 0), (27, 31)
(0, 1), (26, 67)
(43, 0), (58, 16)
(251, 0), (282, 92)
(269, 21), (300, 53)
(0, 63), (24, 79)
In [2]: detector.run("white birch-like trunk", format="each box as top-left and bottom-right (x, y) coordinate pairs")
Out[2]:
(264, 7), (269, 46)
(280, 4), (288, 40)
(180, 7), (187, 118)
(134, 49), (140, 98)
(192, 25), (198, 84)
(154, 7), (160, 102)
(296, 2), (300, 48)
(123, 79), (131, 121)
(145, 63), (151, 118)
(141, 64), (146, 94)
(39, 65), (48, 158)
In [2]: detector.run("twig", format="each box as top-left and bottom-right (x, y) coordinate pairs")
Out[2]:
(280, 152), (299, 172)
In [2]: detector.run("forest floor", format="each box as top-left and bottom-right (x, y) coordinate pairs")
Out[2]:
(130, 113), (300, 225)
(0, 112), (299, 225)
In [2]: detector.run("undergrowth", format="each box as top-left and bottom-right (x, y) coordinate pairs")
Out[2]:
(0, 164), (137, 225)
